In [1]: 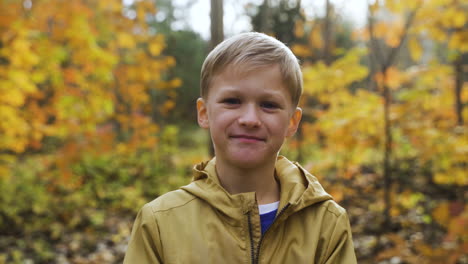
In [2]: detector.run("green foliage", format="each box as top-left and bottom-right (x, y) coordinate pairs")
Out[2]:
(160, 30), (207, 124)
(0, 158), (51, 235)
(247, 0), (303, 44)
(0, 125), (193, 262)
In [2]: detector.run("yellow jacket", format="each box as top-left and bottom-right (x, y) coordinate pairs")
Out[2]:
(124, 156), (357, 264)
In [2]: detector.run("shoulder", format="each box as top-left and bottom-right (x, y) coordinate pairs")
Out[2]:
(297, 200), (352, 238)
(142, 189), (198, 214)
(299, 199), (349, 225)
(322, 199), (347, 218)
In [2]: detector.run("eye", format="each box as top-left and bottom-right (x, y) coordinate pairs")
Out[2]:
(261, 101), (280, 110)
(221, 98), (241, 105)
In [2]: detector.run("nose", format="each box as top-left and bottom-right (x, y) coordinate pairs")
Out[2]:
(238, 104), (261, 128)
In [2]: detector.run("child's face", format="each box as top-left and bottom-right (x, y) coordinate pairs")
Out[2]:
(197, 64), (302, 169)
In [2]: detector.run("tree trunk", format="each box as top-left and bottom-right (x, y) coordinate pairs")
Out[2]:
(382, 72), (392, 229)
(210, 0), (224, 50)
(366, 5), (419, 233)
(454, 54), (465, 126)
(323, 0), (333, 65)
(208, 0), (224, 157)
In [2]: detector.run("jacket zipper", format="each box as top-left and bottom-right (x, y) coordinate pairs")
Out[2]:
(253, 203), (291, 264)
(247, 213), (255, 264)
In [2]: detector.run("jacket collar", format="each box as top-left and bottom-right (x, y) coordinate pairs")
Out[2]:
(180, 156), (332, 219)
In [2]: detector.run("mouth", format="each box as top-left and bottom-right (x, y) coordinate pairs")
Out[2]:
(230, 135), (265, 142)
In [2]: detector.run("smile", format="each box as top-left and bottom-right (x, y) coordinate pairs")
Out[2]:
(230, 135), (265, 142)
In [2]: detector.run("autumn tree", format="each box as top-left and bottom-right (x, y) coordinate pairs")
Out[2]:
(0, 0), (179, 177)
(0, 0), (180, 261)
(283, 1), (357, 162)
(366, 0), (421, 230)
(311, 0), (467, 261)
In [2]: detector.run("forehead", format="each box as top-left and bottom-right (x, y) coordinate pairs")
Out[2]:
(209, 65), (293, 100)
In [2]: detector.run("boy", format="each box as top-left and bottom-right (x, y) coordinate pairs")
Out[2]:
(124, 32), (357, 263)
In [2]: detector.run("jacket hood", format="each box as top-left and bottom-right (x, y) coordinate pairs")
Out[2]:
(180, 156), (332, 219)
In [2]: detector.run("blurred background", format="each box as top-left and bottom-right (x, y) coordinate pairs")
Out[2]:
(0, 0), (466, 263)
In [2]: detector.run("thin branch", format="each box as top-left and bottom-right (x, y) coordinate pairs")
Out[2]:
(384, 6), (421, 69)
(367, 3), (385, 67)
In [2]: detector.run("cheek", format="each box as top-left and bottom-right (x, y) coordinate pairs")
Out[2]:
(267, 115), (290, 134)
(208, 109), (234, 130)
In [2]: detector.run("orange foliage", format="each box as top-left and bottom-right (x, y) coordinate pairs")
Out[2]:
(0, 0), (179, 178)
(296, 0), (467, 262)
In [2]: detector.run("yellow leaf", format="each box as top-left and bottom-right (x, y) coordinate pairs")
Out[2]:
(432, 202), (450, 228)
(159, 100), (175, 115)
(387, 67), (403, 89)
(409, 38), (422, 62)
(292, 44), (312, 57)
(117, 33), (135, 49)
(428, 27), (447, 42)
(149, 42), (163, 56)
(400, 191), (424, 209)
(329, 188), (343, 202)
(166, 56), (176, 67)
(0, 89), (25, 106)
(385, 33), (401, 48)
(407, 0), (423, 9)
(449, 32), (468, 52)
(455, 169), (468, 185)
(374, 22), (388, 39)
(448, 213), (468, 240)
(430, 0), (451, 5)
(0, 105), (18, 124)
(374, 67), (403, 90)
(352, 28), (369, 41)
(309, 27), (323, 49)
(452, 11), (466, 27)
(170, 78), (182, 88)
(294, 21), (304, 38)
(9, 70), (37, 93)
(98, 0), (122, 12)
(386, 0), (405, 13)
(390, 207), (400, 217)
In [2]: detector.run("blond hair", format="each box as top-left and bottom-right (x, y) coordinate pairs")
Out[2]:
(200, 32), (303, 107)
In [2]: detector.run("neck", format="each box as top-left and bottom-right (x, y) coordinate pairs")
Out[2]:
(215, 158), (280, 205)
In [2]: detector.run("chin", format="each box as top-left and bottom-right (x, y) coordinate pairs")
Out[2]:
(214, 145), (280, 169)
(226, 154), (274, 170)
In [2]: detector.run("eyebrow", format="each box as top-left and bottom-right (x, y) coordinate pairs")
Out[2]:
(217, 86), (287, 99)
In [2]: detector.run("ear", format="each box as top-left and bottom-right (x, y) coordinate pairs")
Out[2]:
(286, 107), (302, 137)
(197, 98), (210, 129)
